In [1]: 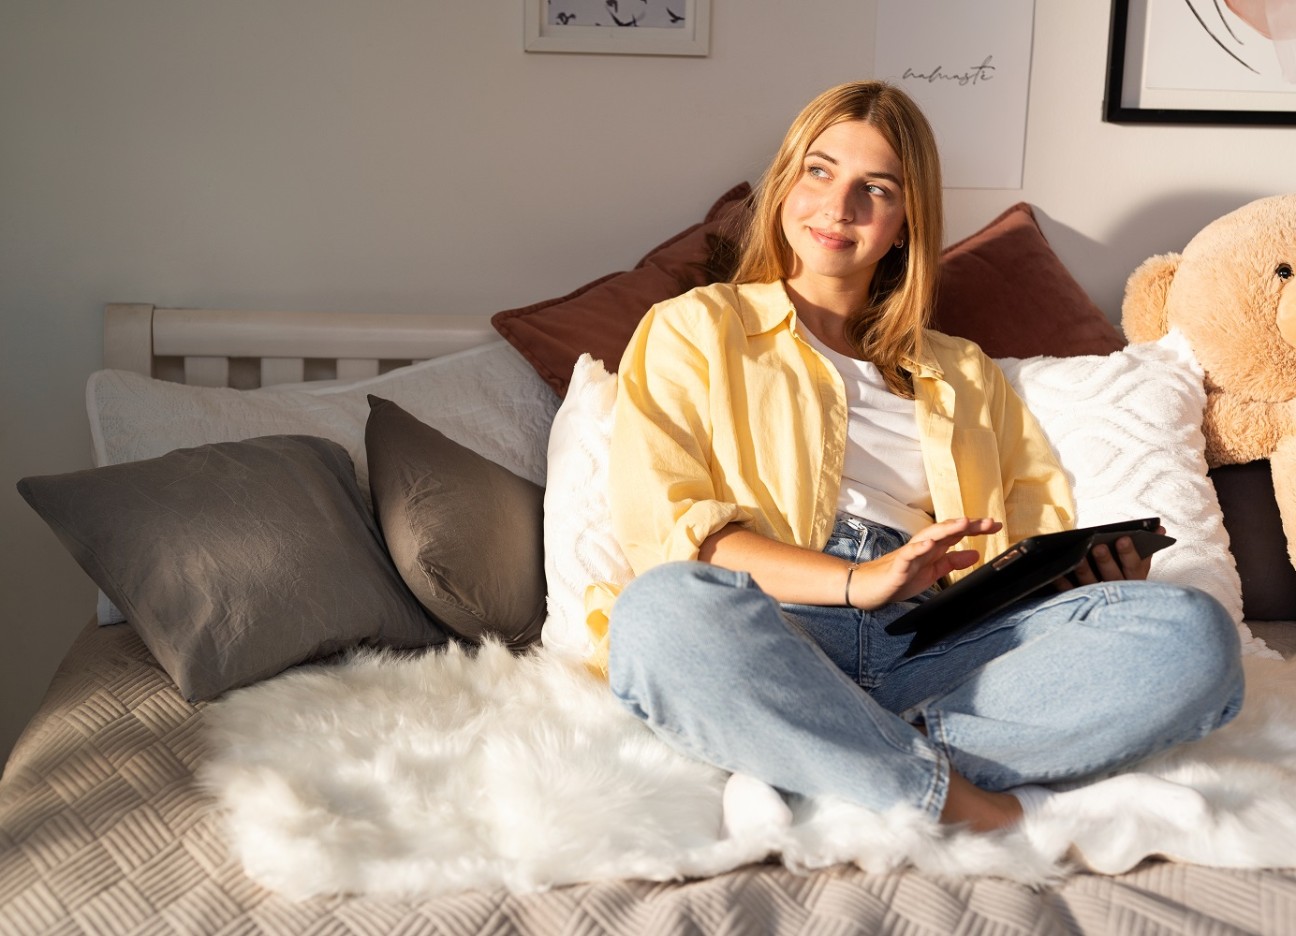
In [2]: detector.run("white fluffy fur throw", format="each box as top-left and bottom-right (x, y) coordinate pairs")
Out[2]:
(202, 643), (1296, 900)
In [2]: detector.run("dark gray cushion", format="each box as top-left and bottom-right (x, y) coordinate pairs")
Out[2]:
(18, 434), (445, 701)
(365, 395), (545, 648)
(1210, 460), (1296, 621)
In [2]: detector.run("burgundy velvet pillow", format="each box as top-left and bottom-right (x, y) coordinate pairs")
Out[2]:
(495, 196), (1119, 397)
(491, 182), (750, 396)
(933, 203), (1125, 358)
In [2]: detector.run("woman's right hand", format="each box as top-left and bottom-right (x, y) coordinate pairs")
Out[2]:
(847, 517), (1003, 610)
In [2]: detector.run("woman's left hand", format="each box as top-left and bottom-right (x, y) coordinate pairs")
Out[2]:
(848, 516), (1004, 609)
(1057, 525), (1166, 588)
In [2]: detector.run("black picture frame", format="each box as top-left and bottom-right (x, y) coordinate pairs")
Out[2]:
(1104, 0), (1296, 125)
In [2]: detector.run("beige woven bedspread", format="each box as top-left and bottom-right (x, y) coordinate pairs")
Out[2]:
(2, 622), (1294, 936)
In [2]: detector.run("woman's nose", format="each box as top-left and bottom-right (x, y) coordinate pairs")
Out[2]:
(822, 185), (853, 222)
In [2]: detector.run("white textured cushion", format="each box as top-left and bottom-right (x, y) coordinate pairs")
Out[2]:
(543, 334), (1267, 658)
(88, 339), (559, 625)
(998, 330), (1263, 654)
(540, 355), (633, 658)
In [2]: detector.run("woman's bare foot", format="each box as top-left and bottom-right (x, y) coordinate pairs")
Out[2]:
(940, 771), (1023, 832)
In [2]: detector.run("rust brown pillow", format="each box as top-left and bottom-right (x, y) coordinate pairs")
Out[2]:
(491, 182), (750, 396)
(934, 203), (1125, 358)
(495, 196), (1120, 396)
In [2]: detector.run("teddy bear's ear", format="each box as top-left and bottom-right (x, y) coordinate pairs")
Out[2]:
(1121, 253), (1181, 343)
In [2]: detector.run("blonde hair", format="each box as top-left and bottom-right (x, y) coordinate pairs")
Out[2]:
(733, 81), (943, 396)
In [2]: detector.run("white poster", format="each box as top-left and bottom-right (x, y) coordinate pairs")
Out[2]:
(874, 0), (1036, 189)
(1144, 0), (1296, 91)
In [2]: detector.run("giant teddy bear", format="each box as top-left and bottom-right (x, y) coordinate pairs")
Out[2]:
(1122, 193), (1296, 569)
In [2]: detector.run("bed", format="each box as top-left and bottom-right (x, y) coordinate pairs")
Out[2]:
(4, 192), (1296, 935)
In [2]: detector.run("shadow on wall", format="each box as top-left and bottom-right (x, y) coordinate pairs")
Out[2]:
(1036, 190), (1278, 325)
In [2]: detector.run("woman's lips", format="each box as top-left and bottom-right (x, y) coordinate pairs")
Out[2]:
(809, 228), (853, 249)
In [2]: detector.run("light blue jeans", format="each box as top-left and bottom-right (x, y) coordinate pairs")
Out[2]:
(608, 516), (1245, 820)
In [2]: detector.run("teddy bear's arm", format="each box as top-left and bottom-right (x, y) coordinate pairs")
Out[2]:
(1203, 391), (1294, 466)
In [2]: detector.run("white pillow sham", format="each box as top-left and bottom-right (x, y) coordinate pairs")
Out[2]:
(543, 334), (1267, 658)
(89, 339), (558, 486)
(88, 339), (560, 624)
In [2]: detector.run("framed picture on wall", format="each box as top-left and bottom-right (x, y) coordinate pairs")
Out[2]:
(524, 0), (710, 56)
(1104, 0), (1296, 124)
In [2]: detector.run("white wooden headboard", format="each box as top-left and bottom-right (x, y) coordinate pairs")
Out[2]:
(104, 303), (499, 388)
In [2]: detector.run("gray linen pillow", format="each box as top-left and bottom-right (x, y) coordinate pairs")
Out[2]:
(17, 434), (446, 701)
(365, 395), (545, 648)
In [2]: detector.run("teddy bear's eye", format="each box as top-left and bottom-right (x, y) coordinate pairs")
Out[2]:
(1279, 263), (1294, 281)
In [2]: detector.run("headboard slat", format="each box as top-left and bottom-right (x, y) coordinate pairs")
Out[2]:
(260, 358), (307, 387)
(336, 359), (381, 382)
(184, 356), (231, 388)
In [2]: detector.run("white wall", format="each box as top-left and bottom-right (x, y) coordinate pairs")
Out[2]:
(2, 1), (1293, 765)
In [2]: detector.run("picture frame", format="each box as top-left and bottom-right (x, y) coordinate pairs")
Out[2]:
(524, 0), (710, 56)
(1104, 0), (1296, 125)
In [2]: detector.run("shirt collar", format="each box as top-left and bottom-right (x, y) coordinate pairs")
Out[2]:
(735, 279), (947, 381)
(735, 280), (798, 336)
(905, 334), (945, 381)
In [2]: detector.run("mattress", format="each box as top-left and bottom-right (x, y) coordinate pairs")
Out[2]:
(2, 621), (1294, 935)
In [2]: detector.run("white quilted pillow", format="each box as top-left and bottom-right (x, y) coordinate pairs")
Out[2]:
(998, 330), (1265, 654)
(543, 334), (1268, 659)
(88, 340), (558, 487)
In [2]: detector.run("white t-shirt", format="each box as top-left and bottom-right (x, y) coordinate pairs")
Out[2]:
(799, 327), (935, 536)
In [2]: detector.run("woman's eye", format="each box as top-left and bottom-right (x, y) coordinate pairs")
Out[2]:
(1278, 263), (1293, 281)
(866, 183), (888, 196)
(807, 165), (829, 179)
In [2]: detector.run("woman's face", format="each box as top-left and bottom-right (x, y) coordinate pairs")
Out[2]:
(779, 119), (908, 303)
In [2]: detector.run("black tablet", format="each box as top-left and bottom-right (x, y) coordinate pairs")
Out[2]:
(884, 517), (1175, 657)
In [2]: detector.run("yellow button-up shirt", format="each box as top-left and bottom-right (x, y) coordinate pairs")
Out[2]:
(585, 280), (1074, 670)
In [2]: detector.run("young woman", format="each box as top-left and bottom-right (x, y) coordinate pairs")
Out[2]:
(598, 81), (1245, 836)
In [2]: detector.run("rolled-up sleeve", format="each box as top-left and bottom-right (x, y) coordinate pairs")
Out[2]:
(609, 302), (751, 575)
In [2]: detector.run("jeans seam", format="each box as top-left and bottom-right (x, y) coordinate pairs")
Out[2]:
(852, 529), (869, 682)
(921, 749), (950, 820)
(916, 710), (951, 818)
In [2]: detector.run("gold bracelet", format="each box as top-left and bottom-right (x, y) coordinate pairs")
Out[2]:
(844, 562), (860, 608)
